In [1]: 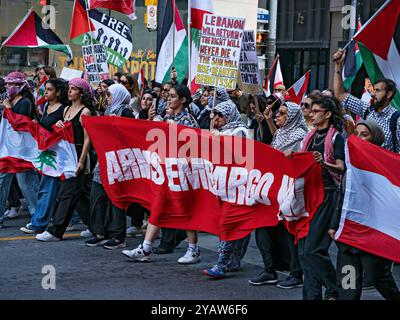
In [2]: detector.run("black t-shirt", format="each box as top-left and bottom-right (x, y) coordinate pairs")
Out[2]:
(13, 97), (34, 118)
(307, 127), (345, 188)
(40, 104), (67, 132)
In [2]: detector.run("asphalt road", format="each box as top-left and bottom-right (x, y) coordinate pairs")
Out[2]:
(0, 214), (398, 300)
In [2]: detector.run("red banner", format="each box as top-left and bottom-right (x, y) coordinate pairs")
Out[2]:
(83, 116), (324, 241)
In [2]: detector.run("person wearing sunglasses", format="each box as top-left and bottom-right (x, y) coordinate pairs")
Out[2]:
(120, 74), (140, 116)
(156, 82), (173, 117)
(301, 94), (320, 132)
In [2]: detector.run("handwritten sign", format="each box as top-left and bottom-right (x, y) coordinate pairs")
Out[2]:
(238, 30), (262, 95)
(195, 14), (245, 90)
(82, 44), (110, 84)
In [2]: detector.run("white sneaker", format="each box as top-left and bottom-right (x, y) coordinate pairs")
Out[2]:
(36, 231), (61, 242)
(6, 207), (22, 219)
(66, 224), (80, 232)
(122, 244), (151, 262)
(126, 226), (143, 238)
(80, 228), (93, 238)
(177, 248), (201, 264)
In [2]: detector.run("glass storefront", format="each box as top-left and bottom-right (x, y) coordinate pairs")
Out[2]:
(0, 0), (189, 80)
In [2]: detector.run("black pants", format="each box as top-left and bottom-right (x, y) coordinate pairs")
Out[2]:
(336, 242), (400, 300)
(90, 182), (126, 241)
(255, 224), (293, 275)
(75, 173), (92, 227)
(7, 176), (21, 208)
(158, 228), (187, 251)
(126, 203), (149, 229)
(47, 172), (89, 239)
(298, 190), (339, 300)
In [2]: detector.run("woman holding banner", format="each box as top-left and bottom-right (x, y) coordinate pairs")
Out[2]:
(202, 99), (251, 279)
(249, 102), (307, 288)
(36, 78), (93, 241)
(122, 85), (202, 264)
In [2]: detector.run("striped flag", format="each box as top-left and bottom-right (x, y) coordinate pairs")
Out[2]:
(89, 0), (137, 20)
(0, 109), (78, 179)
(35, 75), (49, 107)
(287, 71), (310, 105)
(335, 135), (400, 263)
(264, 55), (284, 96)
(138, 67), (145, 96)
(354, 0), (400, 110)
(155, 0), (188, 84)
(1, 10), (73, 63)
(343, 18), (363, 90)
(189, 0), (213, 93)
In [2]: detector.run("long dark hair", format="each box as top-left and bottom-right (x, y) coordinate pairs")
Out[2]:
(313, 96), (344, 131)
(46, 78), (68, 106)
(68, 86), (95, 115)
(173, 85), (192, 109)
(18, 85), (36, 118)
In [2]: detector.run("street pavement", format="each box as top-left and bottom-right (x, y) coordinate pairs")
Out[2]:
(0, 213), (398, 300)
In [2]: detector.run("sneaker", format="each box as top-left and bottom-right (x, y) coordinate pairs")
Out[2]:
(277, 276), (303, 289)
(103, 239), (127, 250)
(80, 228), (93, 238)
(203, 265), (225, 279)
(36, 231), (61, 242)
(6, 207), (22, 219)
(122, 244), (151, 262)
(126, 226), (143, 238)
(177, 248), (201, 264)
(85, 237), (109, 247)
(20, 224), (43, 234)
(248, 271), (278, 286)
(66, 224), (81, 232)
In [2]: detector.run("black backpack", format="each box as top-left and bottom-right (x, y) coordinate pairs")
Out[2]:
(363, 107), (400, 152)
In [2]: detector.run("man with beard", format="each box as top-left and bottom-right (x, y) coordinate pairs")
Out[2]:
(333, 49), (400, 153)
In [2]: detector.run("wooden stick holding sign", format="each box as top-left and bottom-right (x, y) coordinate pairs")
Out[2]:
(253, 95), (264, 140)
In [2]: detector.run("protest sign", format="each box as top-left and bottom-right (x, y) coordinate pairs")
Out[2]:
(82, 44), (110, 84)
(237, 30), (262, 95)
(195, 14), (245, 90)
(60, 67), (83, 81)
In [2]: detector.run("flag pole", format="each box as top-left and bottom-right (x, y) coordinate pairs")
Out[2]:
(84, 0), (100, 81)
(172, 0), (176, 74)
(188, 0), (191, 90)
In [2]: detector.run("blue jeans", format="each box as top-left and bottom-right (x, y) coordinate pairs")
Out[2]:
(216, 234), (251, 270)
(0, 171), (39, 224)
(30, 175), (60, 230)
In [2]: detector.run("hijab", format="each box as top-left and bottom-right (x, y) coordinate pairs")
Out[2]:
(271, 102), (308, 151)
(356, 119), (385, 147)
(106, 84), (131, 114)
(214, 99), (248, 134)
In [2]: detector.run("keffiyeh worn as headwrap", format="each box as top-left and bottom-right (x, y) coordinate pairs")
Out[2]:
(214, 99), (247, 132)
(271, 102), (308, 152)
(197, 88), (230, 121)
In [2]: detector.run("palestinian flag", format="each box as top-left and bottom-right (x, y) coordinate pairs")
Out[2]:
(189, 0), (213, 93)
(354, 0), (400, 110)
(70, 0), (133, 68)
(0, 109), (78, 179)
(343, 18), (363, 90)
(1, 10), (73, 62)
(264, 54), (284, 96)
(35, 75), (49, 106)
(155, 0), (188, 84)
(287, 71), (310, 105)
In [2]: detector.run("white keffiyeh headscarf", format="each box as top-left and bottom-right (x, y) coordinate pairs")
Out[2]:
(214, 99), (248, 134)
(271, 102), (308, 152)
(105, 84), (131, 115)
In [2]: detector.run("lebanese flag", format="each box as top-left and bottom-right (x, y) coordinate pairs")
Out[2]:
(354, 0), (400, 110)
(0, 109), (78, 179)
(137, 67), (146, 96)
(35, 75), (49, 106)
(89, 0), (136, 20)
(155, 0), (188, 84)
(1, 10), (73, 62)
(287, 71), (310, 105)
(82, 116), (324, 241)
(264, 55), (284, 96)
(189, 0), (213, 94)
(335, 135), (400, 263)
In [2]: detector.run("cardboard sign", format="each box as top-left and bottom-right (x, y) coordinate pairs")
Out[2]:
(195, 14), (246, 90)
(59, 67), (83, 81)
(237, 30), (262, 95)
(82, 44), (110, 84)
